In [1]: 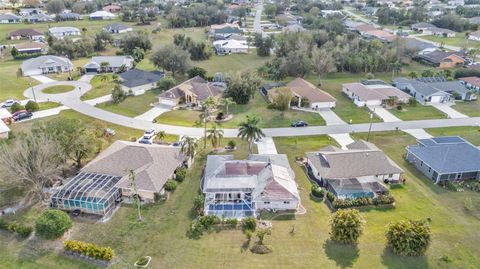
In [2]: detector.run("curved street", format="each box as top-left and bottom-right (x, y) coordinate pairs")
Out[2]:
(23, 80), (480, 138)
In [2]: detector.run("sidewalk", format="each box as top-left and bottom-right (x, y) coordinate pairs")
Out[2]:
(429, 103), (468, 119)
(256, 137), (278, 154)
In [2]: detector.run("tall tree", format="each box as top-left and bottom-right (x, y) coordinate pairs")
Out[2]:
(128, 170), (143, 222)
(150, 45), (191, 77)
(207, 125), (224, 149)
(225, 71), (262, 104)
(312, 47), (337, 85)
(180, 136), (198, 164)
(221, 97), (236, 115)
(200, 96), (217, 148)
(237, 115), (265, 154)
(120, 31), (152, 54)
(330, 209), (365, 245)
(386, 219), (431, 256)
(46, 0), (65, 14)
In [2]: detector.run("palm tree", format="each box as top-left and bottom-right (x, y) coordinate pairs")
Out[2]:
(100, 61), (109, 73)
(221, 97), (236, 116)
(154, 130), (166, 144)
(128, 169), (143, 222)
(207, 125), (224, 149)
(180, 136), (198, 165)
(390, 61), (402, 80)
(201, 97), (218, 148)
(238, 115), (265, 154)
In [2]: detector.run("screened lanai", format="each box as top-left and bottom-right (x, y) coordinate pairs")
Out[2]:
(50, 172), (122, 216)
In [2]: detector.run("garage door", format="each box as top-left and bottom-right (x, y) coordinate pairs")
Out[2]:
(430, 95), (443, 103)
(160, 99), (176, 106)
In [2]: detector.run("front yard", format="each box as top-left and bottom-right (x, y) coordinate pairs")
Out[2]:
(96, 91), (158, 118)
(80, 74), (117, 101)
(420, 33), (480, 49)
(452, 100), (480, 117)
(389, 103), (447, 121)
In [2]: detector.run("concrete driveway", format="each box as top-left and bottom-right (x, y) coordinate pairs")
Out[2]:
(368, 106), (401, 122)
(134, 104), (173, 122)
(430, 103), (468, 119)
(329, 133), (355, 149)
(317, 109), (346, 125)
(403, 129), (433, 139)
(30, 75), (55, 84)
(255, 137), (278, 154)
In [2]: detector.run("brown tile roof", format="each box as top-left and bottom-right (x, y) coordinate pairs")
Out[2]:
(14, 42), (46, 50)
(9, 28), (43, 37)
(285, 78), (336, 103)
(158, 76), (224, 102)
(82, 141), (185, 193)
(458, 76), (480, 87)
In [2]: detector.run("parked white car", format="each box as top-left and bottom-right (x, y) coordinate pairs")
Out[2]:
(1, 99), (18, 108)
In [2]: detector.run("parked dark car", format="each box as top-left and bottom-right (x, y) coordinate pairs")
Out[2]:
(12, 111), (32, 122)
(138, 138), (152, 144)
(291, 120), (308, 127)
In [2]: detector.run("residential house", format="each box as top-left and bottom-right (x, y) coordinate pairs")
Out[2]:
(415, 50), (465, 68)
(9, 29), (44, 40)
(400, 37), (437, 54)
(0, 120), (9, 139)
(268, 78), (336, 109)
(0, 108), (12, 123)
(458, 76), (480, 92)
(468, 30), (480, 41)
(83, 56), (134, 73)
(157, 76), (225, 107)
(103, 23), (132, 34)
(208, 23), (242, 37)
(306, 140), (403, 199)
(0, 13), (21, 23)
(423, 26), (456, 37)
(213, 39), (249, 54)
(89, 10), (116, 20)
(362, 29), (397, 42)
(393, 76), (476, 104)
(18, 8), (43, 16)
(411, 22), (435, 32)
(57, 12), (82, 21)
(260, 82), (286, 96)
(202, 154), (300, 218)
(50, 141), (186, 218)
(48, 27), (81, 38)
(24, 13), (53, 23)
(13, 42), (47, 54)
(21, 55), (73, 76)
(119, 69), (164, 95)
(103, 4), (122, 13)
(320, 10), (343, 17)
(406, 136), (480, 184)
(213, 33), (246, 42)
(342, 81), (411, 107)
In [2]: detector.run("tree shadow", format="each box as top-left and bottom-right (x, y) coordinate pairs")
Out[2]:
(323, 240), (359, 269)
(381, 247), (428, 269)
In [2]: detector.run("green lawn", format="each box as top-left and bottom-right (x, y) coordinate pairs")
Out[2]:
(389, 104), (447, 121)
(96, 91), (158, 118)
(42, 85), (75, 94)
(0, 59), (37, 101)
(38, 102), (61, 110)
(156, 91), (326, 128)
(452, 100), (480, 117)
(80, 74), (117, 101)
(420, 33), (480, 49)
(426, 126), (480, 146)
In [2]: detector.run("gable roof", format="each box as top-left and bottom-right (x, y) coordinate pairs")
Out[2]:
(307, 140), (403, 179)
(84, 55), (133, 68)
(406, 136), (480, 174)
(416, 50), (465, 65)
(9, 28), (43, 37)
(158, 76), (224, 102)
(49, 26), (80, 34)
(21, 55), (72, 73)
(120, 69), (164, 88)
(83, 140), (185, 193)
(14, 42), (47, 51)
(285, 78), (336, 103)
(89, 10), (116, 18)
(411, 22), (435, 29)
(0, 13), (21, 21)
(342, 82), (411, 101)
(57, 12), (82, 20)
(458, 76), (480, 87)
(400, 37), (436, 51)
(394, 77), (468, 96)
(104, 23), (131, 32)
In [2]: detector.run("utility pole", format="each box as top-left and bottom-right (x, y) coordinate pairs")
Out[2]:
(29, 79), (37, 103)
(366, 108), (375, 142)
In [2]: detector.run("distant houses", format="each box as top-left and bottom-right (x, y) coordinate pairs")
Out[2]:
(415, 50), (465, 68)
(21, 55), (73, 76)
(89, 10), (116, 20)
(83, 56), (134, 73)
(213, 39), (248, 54)
(9, 28), (44, 40)
(458, 76), (480, 92)
(103, 4), (122, 13)
(202, 154), (300, 218)
(342, 81), (411, 107)
(57, 12), (82, 21)
(119, 69), (164, 94)
(48, 27), (81, 39)
(411, 23), (456, 37)
(306, 140), (403, 199)
(0, 13), (21, 23)
(14, 42), (47, 54)
(208, 23), (242, 38)
(406, 137), (480, 184)
(103, 23), (132, 34)
(157, 76), (225, 107)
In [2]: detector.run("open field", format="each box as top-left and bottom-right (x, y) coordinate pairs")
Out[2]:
(0, 59), (37, 101)
(389, 104), (447, 121)
(452, 100), (480, 117)
(96, 91), (158, 118)
(156, 91), (326, 128)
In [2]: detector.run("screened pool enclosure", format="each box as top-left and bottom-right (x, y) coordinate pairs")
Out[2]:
(51, 172), (122, 216)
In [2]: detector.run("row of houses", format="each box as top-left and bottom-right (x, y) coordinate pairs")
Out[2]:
(209, 23), (249, 54)
(0, 9), (118, 24)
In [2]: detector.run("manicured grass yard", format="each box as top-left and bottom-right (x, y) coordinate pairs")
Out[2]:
(389, 103), (447, 121)
(42, 85), (75, 94)
(452, 100), (480, 117)
(80, 74), (117, 101)
(38, 102), (62, 110)
(0, 59), (37, 101)
(426, 126), (480, 146)
(156, 91), (326, 128)
(420, 33), (480, 49)
(96, 91), (158, 118)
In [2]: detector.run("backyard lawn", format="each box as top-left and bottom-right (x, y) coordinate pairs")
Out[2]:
(80, 74), (117, 101)
(452, 100), (480, 117)
(42, 85), (75, 94)
(96, 91), (158, 118)
(0, 59), (37, 101)
(389, 103), (447, 121)
(156, 91), (326, 128)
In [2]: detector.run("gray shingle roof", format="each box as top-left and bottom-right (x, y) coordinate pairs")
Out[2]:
(0, 13), (21, 21)
(21, 55), (73, 74)
(104, 23), (131, 32)
(407, 136), (480, 174)
(120, 69), (164, 88)
(84, 55), (133, 68)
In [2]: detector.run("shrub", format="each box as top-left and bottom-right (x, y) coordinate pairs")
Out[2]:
(175, 167), (187, 182)
(0, 218), (8, 230)
(332, 195), (394, 209)
(136, 256), (150, 266)
(64, 240), (114, 261)
(198, 215), (220, 229)
(372, 194), (395, 205)
(225, 218), (238, 227)
(311, 185), (325, 199)
(326, 191), (336, 203)
(329, 209), (365, 244)
(164, 179), (177, 191)
(0, 219), (33, 238)
(157, 77), (176, 91)
(187, 66), (207, 79)
(193, 194), (205, 215)
(396, 105), (402, 111)
(386, 219), (431, 256)
(242, 217), (257, 232)
(35, 209), (72, 239)
(216, 112), (224, 120)
(111, 85), (127, 104)
(15, 225), (33, 238)
(25, 100), (40, 112)
(10, 103), (25, 113)
(227, 140), (236, 149)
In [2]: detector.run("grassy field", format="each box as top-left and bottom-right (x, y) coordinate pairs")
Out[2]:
(42, 85), (75, 94)
(389, 103), (447, 121)
(3, 130), (480, 268)
(452, 100), (480, 117)
(37, 102), (61, 110)
(426, 126), (480, 146)
(80, 74), (117, 101)
(156, 91), (326, 128)
(0, 59), (37, 101)
(420, 33), (480, 49)
(96, 91), (158, 118)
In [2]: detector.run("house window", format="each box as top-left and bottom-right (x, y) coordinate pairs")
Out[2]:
(428, 167), (431, 172)
(264, 201), (270, 204)
(456, 173), (462, 180)
(283, 201), (290, 204)
(420, 161), (423, 166)
(388, 174), (393, 178)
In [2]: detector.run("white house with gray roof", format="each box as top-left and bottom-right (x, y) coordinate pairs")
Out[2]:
(21, 55), (73, 76)
(406, 137), (480, 184)
(0, 13), (21, 23)
(48, 26), (81, 38)
(83, 55), (134, 73)
(103, 23), (132, 34)
(306, 140), (403, 199)
(202, 154), (300, 218)
(119, 69), (164, 94)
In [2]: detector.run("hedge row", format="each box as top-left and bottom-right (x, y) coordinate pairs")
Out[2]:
(64, 240), (114, 261)
(0, 218), (33, 238)
(13, 52), (42, 60)
(332, 194), (395, 209)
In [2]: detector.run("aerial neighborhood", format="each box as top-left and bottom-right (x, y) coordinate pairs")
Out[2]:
(0, 0), (479, 268)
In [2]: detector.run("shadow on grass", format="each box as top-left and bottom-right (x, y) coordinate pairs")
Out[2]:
(381, 248), (428, 269)
(323, 240), (359, 269)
